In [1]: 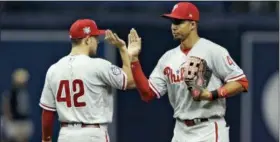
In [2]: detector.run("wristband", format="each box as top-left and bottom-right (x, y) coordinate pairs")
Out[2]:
(210, 87), (228, 100)
(210, 90), (219, 100)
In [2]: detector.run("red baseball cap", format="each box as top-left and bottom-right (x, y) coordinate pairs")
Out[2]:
(69, 19), (105, 39)
(162, 2), (199, 21)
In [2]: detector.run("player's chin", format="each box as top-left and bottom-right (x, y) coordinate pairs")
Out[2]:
(173, 36), (181, 40)
(172, 33), (181, 39)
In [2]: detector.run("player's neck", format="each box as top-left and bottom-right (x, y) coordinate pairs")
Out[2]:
(181, 32), (200, 49)
(70, 46), (90, 56)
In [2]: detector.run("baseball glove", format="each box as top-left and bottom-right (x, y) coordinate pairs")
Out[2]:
(183, 56), (212, 101)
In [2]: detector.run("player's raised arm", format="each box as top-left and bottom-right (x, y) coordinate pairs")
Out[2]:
(128, 29), (167, 102)
(104, 30), (135, 89)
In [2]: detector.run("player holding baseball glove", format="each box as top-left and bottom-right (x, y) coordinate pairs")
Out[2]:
(128, 2), (249, 142)
(183, 56), (213, 101)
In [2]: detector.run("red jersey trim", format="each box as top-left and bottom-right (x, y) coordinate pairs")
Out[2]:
(39, 102), (56, 111)
(148, 81), (161, 99)
(236, 77), (249, 92)
(215, 122), (218, 142)
(226, 74), (245, 82)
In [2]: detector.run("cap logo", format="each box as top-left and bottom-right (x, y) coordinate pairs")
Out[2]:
(172, 4), (178, 12)
(189, 14), (193, 18)
(83, 27), (91, 34)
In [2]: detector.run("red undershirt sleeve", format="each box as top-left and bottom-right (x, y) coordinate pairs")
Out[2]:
(42, 109), (55, 141)
(235, 77), (249, 92)
(131, 61), (157, 102)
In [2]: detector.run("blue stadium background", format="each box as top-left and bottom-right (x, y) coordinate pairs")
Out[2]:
(0, 1), (278, 142)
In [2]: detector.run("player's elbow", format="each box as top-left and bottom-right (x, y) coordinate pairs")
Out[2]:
(236, 77), (249, 92)
(138, 89), (156, 103)
(141, 94), (155, 103)
(242, 81), (249, 92)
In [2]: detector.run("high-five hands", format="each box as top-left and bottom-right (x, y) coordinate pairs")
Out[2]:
(105, 30), (126, 48)
(128, 28), (141, 61)
(104, 28), (141, 62)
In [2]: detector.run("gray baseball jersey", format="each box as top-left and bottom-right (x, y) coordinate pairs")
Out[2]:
(149, 38), (245, 120)
(39, 55), (127, 124)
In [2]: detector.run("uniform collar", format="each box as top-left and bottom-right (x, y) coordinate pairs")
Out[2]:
(180, 37), (202, 54)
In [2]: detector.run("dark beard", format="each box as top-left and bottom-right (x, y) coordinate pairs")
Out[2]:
(173, 31), (191, 41)
(173, 34), (181, 40)
(180, 31), (191, 42)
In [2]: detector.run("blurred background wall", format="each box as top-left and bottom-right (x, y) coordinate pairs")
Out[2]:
(0, 1), (278, 142)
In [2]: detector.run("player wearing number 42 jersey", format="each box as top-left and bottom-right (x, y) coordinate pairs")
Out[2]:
(39, 19), (135, 142)
(128, 2), (249, 142)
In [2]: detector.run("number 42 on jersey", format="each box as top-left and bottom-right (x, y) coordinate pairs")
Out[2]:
(56, 79), (86, 107)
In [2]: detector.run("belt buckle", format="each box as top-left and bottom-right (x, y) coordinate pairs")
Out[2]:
(193, 118), (201, 124)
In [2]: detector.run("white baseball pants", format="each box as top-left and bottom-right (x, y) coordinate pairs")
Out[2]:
(171, 117), (229, 142)
(57, 124), (109, 142)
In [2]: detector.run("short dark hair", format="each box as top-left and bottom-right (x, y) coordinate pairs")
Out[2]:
(71, 38), (83, 46)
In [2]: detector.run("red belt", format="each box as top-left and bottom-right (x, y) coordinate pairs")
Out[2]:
(60, 122), (100, 128)
(183, 118), (209, 126)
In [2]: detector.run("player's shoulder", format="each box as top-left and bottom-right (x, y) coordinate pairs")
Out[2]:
(48, 55), (69, 70)
(44, 63), (57, 79)
(166, 45), (181, 55)
(90, 58), (114, 72)
(159, 45), (180, 61)
(199, 38), (228, 54)
(45, 56), (70, 76)
(93, 58), (111, 64)
(47, 62), (57, 75)
(91, 58), (112, 67)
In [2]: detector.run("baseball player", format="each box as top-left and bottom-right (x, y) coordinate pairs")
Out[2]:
(128, 2), (249, 142)
(39, 19), (134, 142)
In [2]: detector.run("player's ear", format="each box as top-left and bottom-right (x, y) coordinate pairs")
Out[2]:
(191, 21), (196, 30)
(84, 36), (91, 45)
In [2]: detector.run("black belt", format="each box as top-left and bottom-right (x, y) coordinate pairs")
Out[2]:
(183, 118), (209, 126)
(60, 122), (100, 128)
